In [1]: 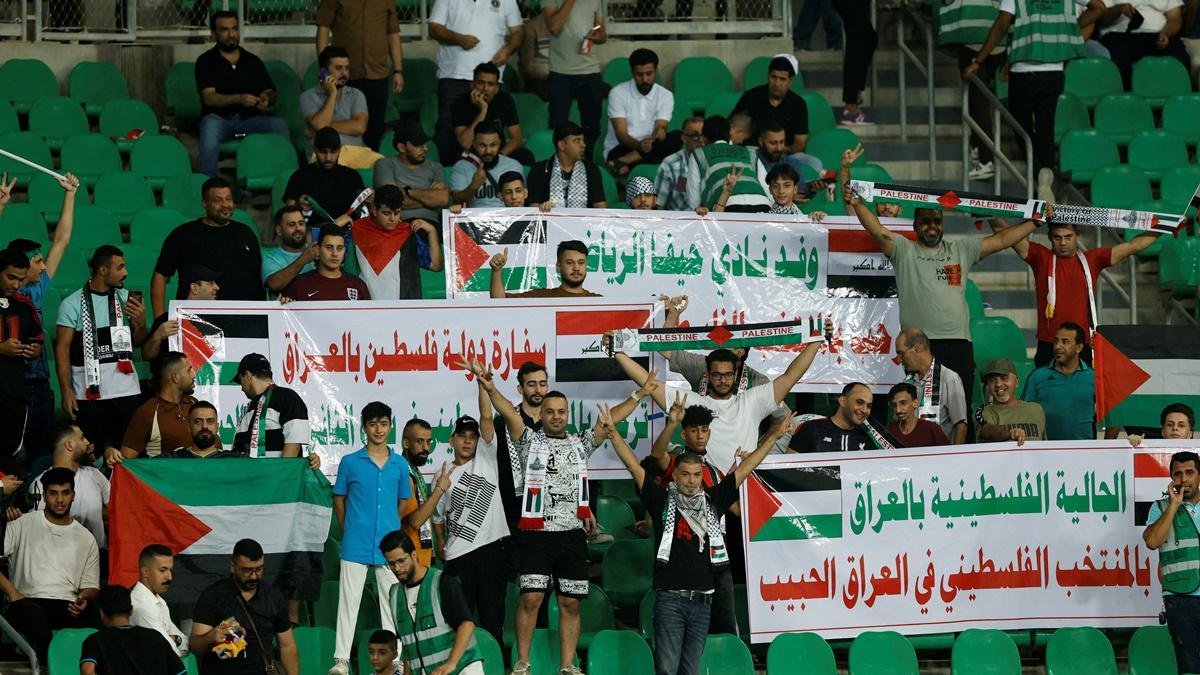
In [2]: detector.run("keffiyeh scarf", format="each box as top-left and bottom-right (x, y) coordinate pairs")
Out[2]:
(549, 155), (590, 208)
(80, 284), (133, 399)
(657, 482), (727, 566)
(625, 175), (657, 207)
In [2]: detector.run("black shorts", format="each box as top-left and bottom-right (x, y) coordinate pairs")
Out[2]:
(0, 396), (28, 457)
(516, 529), (589, 598)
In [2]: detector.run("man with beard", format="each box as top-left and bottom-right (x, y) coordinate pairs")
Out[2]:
(284, 128), (368, 226)
(489, 240), (599, 298)
(734, 55), (810, 154)
(190, 539), (300, 675)
(283, 225), (372, 301)
(847, 188), (1039, 418)
(0, 247), (44, 465)
(527, 122), (607, 209)
(450, 123), (524, 208)
(59, 246), (147, 455)
(26, 424), (108, 550)
(351, 185), (444, 300)
(398, 419), (453, 570)
(1, 466), (100, 663)
(1143, 450), (1200, 674)
(142, 265), (221, 363)
(115, 351), (199, 461)
(152, 178), (263, 317)
(263, 206), (317, 297)
(373, 120), (450, 225)
(895, 328), (968, 445)
(1130, 404), (1196, 446)
(754, 121), (821, 198)
(327, 402), (417, 675)
(168, 401), (235, 459)
(655, 117), (704, 212)
(1023, 322), (1096, 441)
(886, 382), (951, 448)
(790, 382), (876, 452)
(195, 11), (289, 179)
(130, 544), (188, 657)
(974, 358), (1045, 444)
(379, 530), (483, 675)
(603, 49), (677, 176)
(301, 46), (382, 169)
(450, 63), (533, 165)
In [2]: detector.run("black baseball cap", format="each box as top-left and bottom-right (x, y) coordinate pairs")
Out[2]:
(453, 415), (480, 435)
(553, 121), (585, 144)
(314, 126), (342, 151)
(183, 264), (223, 285)
(229, 353), (272, 383)
(392, 119), (429, 147)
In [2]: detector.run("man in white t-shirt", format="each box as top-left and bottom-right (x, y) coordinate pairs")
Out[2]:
(603, 48), (678, 175)
(432, 378), (510, 645)
(1097, 0), (1189, 87)
(130, 544), (188, 657)
(28, 424), (110, 549)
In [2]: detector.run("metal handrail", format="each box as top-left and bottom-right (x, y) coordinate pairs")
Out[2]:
(895, 7), (935, 180)
(1169, 297), (1200, 325)
(960, 74), (1033, 198)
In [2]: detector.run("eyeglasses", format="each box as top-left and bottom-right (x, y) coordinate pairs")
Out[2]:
(709, 371), (736, 381)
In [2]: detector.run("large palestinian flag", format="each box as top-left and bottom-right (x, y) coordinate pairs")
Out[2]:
(745, 465), (844, 541)
(452, 218), (549, 293)
(1093, 325), (1200, 428)
(110, 459), (332, 605)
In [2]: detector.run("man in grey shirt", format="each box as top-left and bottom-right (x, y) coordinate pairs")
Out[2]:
(373, 120), (450, 225)
(544, 0), (608, 150)
(300, 46), (379, 168)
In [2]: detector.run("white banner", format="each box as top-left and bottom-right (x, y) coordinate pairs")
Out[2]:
(167, 299), (666, 480)
(445, 208), (914, 392)
(739, 440), (1199, 643)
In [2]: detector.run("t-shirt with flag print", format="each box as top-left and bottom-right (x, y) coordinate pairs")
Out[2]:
(641, 459), (739, 592)
(351, 215), (432, 300)
(232, 385), (311, 458)
(512, 427), (600, 532)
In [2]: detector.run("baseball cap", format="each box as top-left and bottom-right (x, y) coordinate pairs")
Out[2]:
(183, 264), (223, 285)
(314, 126), (342, 151)
(553, 121), (585, 144)
(981, 358), (1017, 381)
(452, 415), (480, 435)
(229, 353), (272, 383)
(392, 119), (429, 147)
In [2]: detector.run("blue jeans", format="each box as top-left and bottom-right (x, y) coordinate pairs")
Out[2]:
(199, 113), (291, 177)
(1165, 595), (1200, 673)
(547, 72), (604, 150)
(654, 590), (711, 675)
(794, 0), (843, 49)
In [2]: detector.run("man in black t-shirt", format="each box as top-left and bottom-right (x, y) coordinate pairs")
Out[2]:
(151, 178), (262, 317)
(0, 248), (43, 462)
(189, 539), (299, 675)
(283, 127), (367, 226)
(80, 585), (186, 675)
(450, 62), (533, 166)
(789, 382), (875, 453)
(195, 11), (290, 179)
(732, 55), (810, 154)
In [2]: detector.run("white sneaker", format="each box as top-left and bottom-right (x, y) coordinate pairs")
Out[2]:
(1036, 167), (1055, 202)
(327, 659), (351, 675)
(969, 160), (994, 180)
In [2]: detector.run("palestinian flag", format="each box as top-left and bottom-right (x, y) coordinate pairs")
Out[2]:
(555, 309), (650, 383)
(1093, 325), (1200, 429)
(450, 218), (549, 294)
(745, 465), (843, 541)
(109, 458), (332, 605)
(1133, 450), (1173, 526)
(178, 312), (270, 387)
(826, 227), (916, 298)
(612, 318), (825, 352)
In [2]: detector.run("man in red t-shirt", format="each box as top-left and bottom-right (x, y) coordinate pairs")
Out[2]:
(885, 382), (950, 448)
(283, 224), (371, 301)
(997, 220), (1158, 366)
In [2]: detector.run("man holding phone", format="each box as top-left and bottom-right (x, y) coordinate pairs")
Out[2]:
(0, 248), (44, 466)
(1144, 450), (1200, 674)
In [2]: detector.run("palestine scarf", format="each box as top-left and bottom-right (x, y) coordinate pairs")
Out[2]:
(408, 461), (434, 548)
(768, 202), (804, 215)
(80, 284), (132, 400)
(793, 412), (898, 450)
(610, 318), (826, 354)
(244, 385), (274, 457)
(657, 481), (728, 567)
(549, 155), (590, 208)
(906, 359), (943, 427)
(518, 432), (591, 530)
(1047, 250), (1097, 328)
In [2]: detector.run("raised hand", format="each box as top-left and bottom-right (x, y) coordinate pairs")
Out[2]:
(668, 390), (688, 424)
(841, 143), (865, 169)
(489, 247), (509, 271)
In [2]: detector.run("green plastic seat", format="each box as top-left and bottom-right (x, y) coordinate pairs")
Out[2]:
(673, 57), (734, 115)
(513, 92), (550, 135)
(293, 626), (335, 675)
(99, 98), (160, 153)
(807, 128), (865, 170)
(800, 91), (836, 133)
(966, 278), (985, 320)
(264, 59), (304, 140)
(0, 59), (59, 113)
(628, 162), (659, 186)
(28, 172), (88, 224)
(743, 55), (805, 92)
(236, 133), (299, 191)
(69, 61), (130, 116)
(970, 316), (1027, 369)
(131, 135), (192, 190)
(603, 57), (631, 88)
(601, 539), (653, 607)
(162, 172), (209, 218)
(699, 634), (755, 675)
(587, 629), (654, 675)
(527, 129), (555, 163)
(391, 58), (437, 116)
(1064, 57), (1123, 107)
(0, 99), (18, 135)
(1045, 627), (1116, 675)
(130, 207), (186, 248)
(601, 167), (618, 205)
(165, 61), (202, 121)
(474, 626), (505, 675)
(120, 243), (160, 282)
(511, 629), (579, 675)
(1054, 93), (1090, 144)
(1090, 165), (1152, 209)
(1093, 93), (1154, 145)
(705, 91), (743, 119)
(60, 134), (123, 187)
(0, 203), (49, 246)
(768, 632), (836, 675)
(1162, 94), (1200, 145)
(29, 97), (89, 152)
(638, 589), (655, 648)
(594, 494), (637, 546)
(849, 631), (918, 675)
(47, 627), (98, 675)
(951, 629), (1020, 675)
(232, 208), (258, 231)
(852, 162), (892, 183)
(0, 132), (53, 186)
(71, 205), (124, 254)
(1128, 624), (1178, 675)
(51, 248), (91, 295)
(546, 583), (616, 650)
(1162, 165), (1200, 216)
(94, 172), (156, 225)
(1129, 130), (1189, 182)
(1059, 129), (1119, 185)
(1158, 234), (1198, 295)
(1132, 56), (1192, 108)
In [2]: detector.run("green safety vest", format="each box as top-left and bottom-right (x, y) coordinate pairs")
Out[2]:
(695, 143), (768, 209)
(936, 0), (1000, 46)
(1009, 0), (1085, 65)
(391, 568), (482, 675)
(1157, 498), (1200, 595)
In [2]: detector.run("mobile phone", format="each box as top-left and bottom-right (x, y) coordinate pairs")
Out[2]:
(1127, 9), (1144, 31)
(129, 290), (144, 303)
(318, 68), (330, 81)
